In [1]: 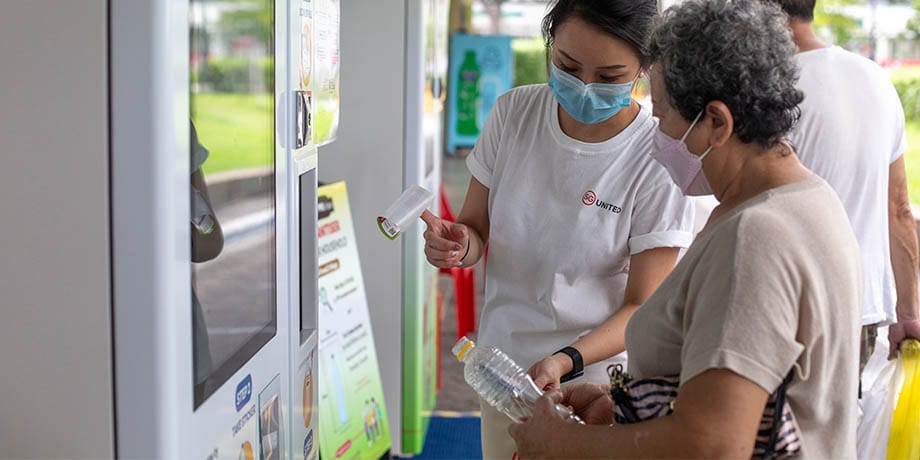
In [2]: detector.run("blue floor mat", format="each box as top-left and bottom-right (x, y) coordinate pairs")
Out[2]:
(397, 415), (482, 460)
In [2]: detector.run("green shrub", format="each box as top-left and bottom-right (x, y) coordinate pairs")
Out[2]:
(263, 58), (274, 91)
(513, 37), (548, 87)
(198, 56), (273, 93)
(199, 57), (245, 92)
(893, 72), (920, 122)
(890, 67), (920, 203)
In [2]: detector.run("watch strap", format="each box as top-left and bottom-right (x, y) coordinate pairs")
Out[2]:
(554, 346), (584, 383)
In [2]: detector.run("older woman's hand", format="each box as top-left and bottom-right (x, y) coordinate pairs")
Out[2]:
(560, 383), (614, 425)
(508, 390), (574, 459)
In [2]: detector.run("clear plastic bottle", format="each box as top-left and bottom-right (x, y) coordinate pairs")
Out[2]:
(452, 336), (584, 424)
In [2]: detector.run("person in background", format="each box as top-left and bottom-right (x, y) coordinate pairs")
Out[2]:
(509, 1), (862, 457)
(763, 0), (920, 373)
(421, 0), (695, 456)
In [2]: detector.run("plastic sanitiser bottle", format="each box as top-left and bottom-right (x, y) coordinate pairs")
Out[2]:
(452, 336), (584, 423)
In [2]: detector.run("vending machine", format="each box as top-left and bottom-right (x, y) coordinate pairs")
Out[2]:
(1, 0), (335, 457)
(110, 0), (323, 457)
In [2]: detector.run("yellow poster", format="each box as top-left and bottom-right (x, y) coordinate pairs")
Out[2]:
(316, 182), (391, 459)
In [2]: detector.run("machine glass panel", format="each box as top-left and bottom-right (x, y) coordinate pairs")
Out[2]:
(189, 0), (277, 407)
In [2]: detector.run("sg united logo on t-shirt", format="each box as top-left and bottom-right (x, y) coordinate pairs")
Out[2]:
(582, 190), (622, 214)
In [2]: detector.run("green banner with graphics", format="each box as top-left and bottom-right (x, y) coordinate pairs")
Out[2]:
(317, 182), (391, 460)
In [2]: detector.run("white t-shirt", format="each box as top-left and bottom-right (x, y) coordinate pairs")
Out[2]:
(627, 176), (862, 459)
(466, 84), (695, 383)
(791, 46), (907, 325)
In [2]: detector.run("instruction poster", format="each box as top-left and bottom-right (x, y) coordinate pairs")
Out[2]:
(313, 0), (340, 146)
(316, 182), (391, 459)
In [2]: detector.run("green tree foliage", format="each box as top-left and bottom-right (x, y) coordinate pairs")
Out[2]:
(892, 68), (920, 121)
(813, 0), (862, 46)
(904, 0), (920, 39)
(218, 0), (273, 47)
(512, 38), (547, 87)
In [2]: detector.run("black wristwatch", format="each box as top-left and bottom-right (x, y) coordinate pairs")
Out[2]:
(553, 346), (584, 383)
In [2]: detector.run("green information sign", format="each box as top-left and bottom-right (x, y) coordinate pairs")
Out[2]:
(317, 182), (391, 460)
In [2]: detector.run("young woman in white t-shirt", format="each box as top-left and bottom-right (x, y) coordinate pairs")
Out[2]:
(422, 0), (694, 456)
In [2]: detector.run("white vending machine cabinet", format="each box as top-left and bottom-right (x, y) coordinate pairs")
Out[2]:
(0, 0), (329, 456)
(110, 0), (319, 457)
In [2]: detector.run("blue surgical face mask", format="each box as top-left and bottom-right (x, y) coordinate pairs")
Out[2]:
(548, 62), (636, 125)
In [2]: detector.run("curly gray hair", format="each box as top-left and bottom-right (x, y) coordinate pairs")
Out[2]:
(649, 0), (803, 147)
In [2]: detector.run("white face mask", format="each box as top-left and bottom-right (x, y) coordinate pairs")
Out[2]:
(650, 111), (714, 196)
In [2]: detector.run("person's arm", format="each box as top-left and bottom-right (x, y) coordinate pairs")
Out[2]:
(508, 369), (769, 459)
(424, 88), (504, 268)
(455, 177), (490, 267)
(421, 177), (490, 268)
(888, 156), (920, 357)
(529, 247), (679, 390)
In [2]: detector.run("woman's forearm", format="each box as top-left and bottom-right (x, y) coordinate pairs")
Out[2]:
(549, 413), (740, 459)
(568, 303), (640, 368)
(455, 177), (491, 268)
(456, 221), (486, 267)
(553, 248), (680, 373)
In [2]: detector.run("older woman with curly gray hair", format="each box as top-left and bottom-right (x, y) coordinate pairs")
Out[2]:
(508, 0), (863, 458)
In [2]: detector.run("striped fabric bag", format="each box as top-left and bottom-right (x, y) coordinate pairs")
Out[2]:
(608, 364), (802, 459)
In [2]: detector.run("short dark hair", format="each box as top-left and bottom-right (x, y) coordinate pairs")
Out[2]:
(649, 0), (803, 148)
(541, 0), (658, 69)
(765, 0), (815, 21)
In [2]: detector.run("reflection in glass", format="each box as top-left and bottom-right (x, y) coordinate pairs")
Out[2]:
(189, 0), (276, 407)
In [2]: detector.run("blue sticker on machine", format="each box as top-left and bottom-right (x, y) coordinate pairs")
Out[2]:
(236, 374), (253, 412)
